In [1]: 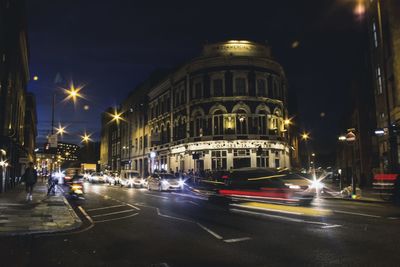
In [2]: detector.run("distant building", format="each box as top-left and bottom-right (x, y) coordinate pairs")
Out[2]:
(101, 41), (293, 176)
(367, 0), (400, 172)
(0, 0), (37, 191)
(56, 142), (79, 162)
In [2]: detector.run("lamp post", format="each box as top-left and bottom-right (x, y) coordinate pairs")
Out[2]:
(339, 130), (357, 197)
(301, 132), (311, 172)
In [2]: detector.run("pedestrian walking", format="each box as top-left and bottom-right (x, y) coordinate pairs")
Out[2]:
(47, 173), (57, 196)
(22, 162), (38, 202)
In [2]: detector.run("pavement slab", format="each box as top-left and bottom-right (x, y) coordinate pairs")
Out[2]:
(0, 183), (81, 235)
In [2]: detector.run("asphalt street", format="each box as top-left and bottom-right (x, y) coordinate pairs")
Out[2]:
(1, 183), (400, 267)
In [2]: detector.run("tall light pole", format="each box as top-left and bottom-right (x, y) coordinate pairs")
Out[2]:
(109, 108), (125, 172)
(301, 132), (311, 172)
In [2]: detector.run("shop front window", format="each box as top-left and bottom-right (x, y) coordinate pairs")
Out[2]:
(211, 150), (227, 170)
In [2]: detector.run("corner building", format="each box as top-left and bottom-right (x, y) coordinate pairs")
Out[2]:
(148, 41), (290, 172)
(102, 41), (291, 175)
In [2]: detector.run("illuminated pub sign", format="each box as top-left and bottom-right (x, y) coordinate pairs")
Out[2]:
(203, 40), (271, 58)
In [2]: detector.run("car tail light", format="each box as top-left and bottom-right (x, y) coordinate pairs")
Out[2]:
(221, 175), (229, 179)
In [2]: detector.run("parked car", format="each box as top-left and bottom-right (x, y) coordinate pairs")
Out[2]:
(120, 170), (141, 188)
(106, 172), (120, 185)
(147, 173), (184, 191)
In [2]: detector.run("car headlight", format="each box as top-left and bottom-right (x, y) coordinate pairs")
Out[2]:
(285, 183), (300, 190)
(310, 180), (324, 190)
(178, 180), (185, 187)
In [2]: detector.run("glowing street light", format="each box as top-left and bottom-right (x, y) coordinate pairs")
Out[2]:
(33, 75), (39, 81)
(62, 81), (85, 104)
(55, 123), (67, 136)
(301, 132), (310, 141)
(108, 108), (125, 125)
(81, 132), (92, 143)
(284, 118), (292, 126)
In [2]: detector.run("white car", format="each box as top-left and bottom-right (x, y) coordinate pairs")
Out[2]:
(89, 172), (106, 183)
(120, 170), (140, 188)
(106, 172), (120, 185)
(147, 173), (184, 191)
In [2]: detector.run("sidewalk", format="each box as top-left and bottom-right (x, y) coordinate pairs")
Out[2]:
(321, 183), (388, 203)
(0, 182), (82, 236)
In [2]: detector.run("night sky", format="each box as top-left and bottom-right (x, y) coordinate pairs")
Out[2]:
(27, 0), (366, 165)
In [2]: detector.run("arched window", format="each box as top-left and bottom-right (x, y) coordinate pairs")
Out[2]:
(178, 117), (186, 140)
(236, 109), (248, 135)
(258, 110), (268, 135)
(213, 110), (224, 135)
(193, 112), (203, 137)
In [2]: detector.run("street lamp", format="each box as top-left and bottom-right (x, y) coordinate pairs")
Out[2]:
(338, 130), (357, 197)
(300, 132), (311, 172)
(81, 132), (92, 143)
(55, 123), (67, 137)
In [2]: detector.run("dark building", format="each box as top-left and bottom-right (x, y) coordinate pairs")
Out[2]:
(367, 0), (400, 173)
(0, 0), (37, 192)
(24, 92), (37, 163)
(78, 141), (100, 164)
(101, 41), (293, 176)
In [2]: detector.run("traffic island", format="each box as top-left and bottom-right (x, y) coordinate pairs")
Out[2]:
(0, 183), (82, 236)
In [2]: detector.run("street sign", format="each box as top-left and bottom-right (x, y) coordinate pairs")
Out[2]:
(48, 134), (58, 148)
(346, 131), (356, 142)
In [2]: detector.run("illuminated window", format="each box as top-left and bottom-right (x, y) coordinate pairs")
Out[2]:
(236, 109), (248, 135)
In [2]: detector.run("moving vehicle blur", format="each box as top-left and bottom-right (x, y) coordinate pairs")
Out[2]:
(69, 173), (84, 199)
(200, 168), (314, 206)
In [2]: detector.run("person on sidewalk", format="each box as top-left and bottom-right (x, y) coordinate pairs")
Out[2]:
(47, 173), (57, 196)
(22, 162), (38, 202)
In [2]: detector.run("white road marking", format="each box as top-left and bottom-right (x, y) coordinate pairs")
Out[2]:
(321, 224), (342, 229)
(223, 237), (252, 243)
(230, 208), (342, 228)
(78, 206), (94, 224)
(333, 210), (381, 218)
(125, 203), (141, 211)
(171, 192), (208, 200)
(91, 209), (136, 218)
(196, 223), (223, 240)
(144, 193), (169, 200)
(387, 217), (400, 220)
(94, 212), (139, 223)
(156, 208), (193, 223)
(86, 205), (125, 212)
(188, 201), (200, 206)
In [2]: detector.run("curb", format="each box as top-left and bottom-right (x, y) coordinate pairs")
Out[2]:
(321, 196), (389, 204)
